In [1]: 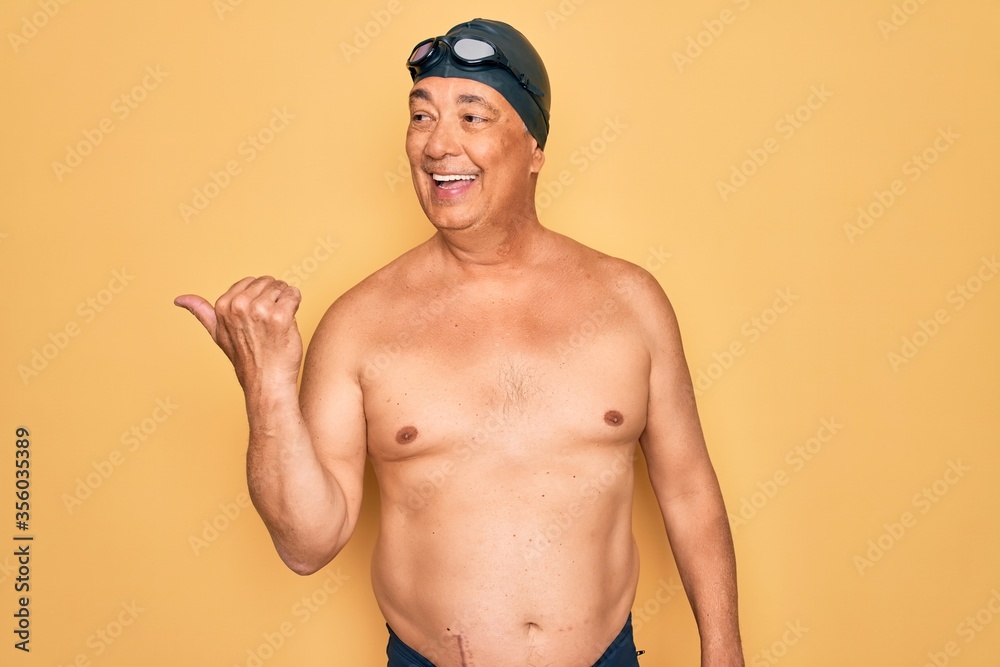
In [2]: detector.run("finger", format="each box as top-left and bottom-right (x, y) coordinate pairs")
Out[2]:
(224, 276), (283, 314)
(173, 294), (219, 341)
(228, 276), (259, 292)
(217, 276), (272, 314)
(245, 275), (281, 298)
(272, 283), (302, 317)
(284, 283), (301, 308)
(245, 281), (299, 324)
(259, 279), (289, 303)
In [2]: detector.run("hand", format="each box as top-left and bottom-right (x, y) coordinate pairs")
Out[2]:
(174, 276), (304, 391)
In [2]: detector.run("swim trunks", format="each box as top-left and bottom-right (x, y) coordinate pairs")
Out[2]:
(386, 613), (642, 666)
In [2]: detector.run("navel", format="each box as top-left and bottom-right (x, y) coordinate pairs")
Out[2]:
(604, 410), (624, 426)
(395, 425), (418, 444)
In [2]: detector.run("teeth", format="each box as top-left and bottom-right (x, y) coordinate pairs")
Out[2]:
(432, 173), (477, 182)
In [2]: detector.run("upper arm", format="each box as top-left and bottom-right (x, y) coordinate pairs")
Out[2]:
(627, 269), (719, 504)
(298, 292), (369, 544)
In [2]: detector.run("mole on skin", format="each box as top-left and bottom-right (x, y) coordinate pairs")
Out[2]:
(604, 410), (624, 426)
(396, 425), (418, 444)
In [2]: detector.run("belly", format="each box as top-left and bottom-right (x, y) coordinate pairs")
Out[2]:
(371, 441), (641, 666)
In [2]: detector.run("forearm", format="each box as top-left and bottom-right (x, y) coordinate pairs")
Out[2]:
(244, 381), (348, 574)
(662, 486), (744, 666)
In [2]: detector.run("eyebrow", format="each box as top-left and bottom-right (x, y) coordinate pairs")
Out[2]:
(409, 88), (431, 104)
(457, 93), (500, 116)
(408, 89), (501, 116)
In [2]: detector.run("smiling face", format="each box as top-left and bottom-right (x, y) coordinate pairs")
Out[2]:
(406, 76), (545, 233)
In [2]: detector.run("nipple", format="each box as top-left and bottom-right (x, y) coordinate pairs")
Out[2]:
(604, 410), (624, 426)
(396, 426), (418, 444)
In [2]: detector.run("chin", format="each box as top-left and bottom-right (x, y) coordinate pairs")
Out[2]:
(417, 195), (479, 231)
(426, 210), (478, 232)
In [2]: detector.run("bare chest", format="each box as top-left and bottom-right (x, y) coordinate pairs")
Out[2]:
(359, 291), (650, 462)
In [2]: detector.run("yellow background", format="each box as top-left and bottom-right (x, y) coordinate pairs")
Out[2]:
(3, 0), (999, 664)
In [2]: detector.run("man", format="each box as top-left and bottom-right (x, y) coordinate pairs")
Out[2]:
(175, 18), (744, 667)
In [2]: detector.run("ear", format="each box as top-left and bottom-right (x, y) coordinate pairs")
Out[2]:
(529, 142), (545, 174)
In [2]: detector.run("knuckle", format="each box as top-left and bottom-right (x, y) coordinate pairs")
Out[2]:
(251, 301), (271, 319)
(230, 295), (251, 314)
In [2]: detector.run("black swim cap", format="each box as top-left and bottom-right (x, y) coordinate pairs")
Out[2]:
(407, 18), (551, 150)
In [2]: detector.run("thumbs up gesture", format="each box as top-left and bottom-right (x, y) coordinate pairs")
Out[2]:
(174, 276), (304, 391)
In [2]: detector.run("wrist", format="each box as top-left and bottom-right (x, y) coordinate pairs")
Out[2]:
(241, 364), (299, 397)
(243, 376), (300, 426)
(701, 643), (745, 667)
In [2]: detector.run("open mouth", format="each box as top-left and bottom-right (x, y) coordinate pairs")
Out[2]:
(431, 173), (478, 191)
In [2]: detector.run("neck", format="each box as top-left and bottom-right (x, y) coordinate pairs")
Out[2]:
(432, 206), (547, 272)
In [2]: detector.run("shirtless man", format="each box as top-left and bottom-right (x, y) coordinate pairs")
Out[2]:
(175, 18), (744, 667)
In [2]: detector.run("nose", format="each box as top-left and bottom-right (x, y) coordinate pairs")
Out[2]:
(424, 116), (462, 160)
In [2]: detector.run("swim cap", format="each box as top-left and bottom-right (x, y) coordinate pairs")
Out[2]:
(407, 18), (551, 150)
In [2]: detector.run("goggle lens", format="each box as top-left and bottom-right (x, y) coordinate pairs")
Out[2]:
(452, 38), (495, 62)
(408, 39), (435, 65)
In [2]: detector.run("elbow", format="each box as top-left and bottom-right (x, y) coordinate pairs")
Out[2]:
(278, 536), (349, 576)
(268, 511), (355, 575)
(285, 558), (327, 577)
(281, 549), (337, 576)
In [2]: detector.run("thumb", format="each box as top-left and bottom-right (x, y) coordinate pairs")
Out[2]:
(173, 294), (219, 341)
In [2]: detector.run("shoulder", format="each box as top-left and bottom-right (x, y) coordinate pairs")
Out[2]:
(553, 231), (675, 319)
(552, 232), (681, 349)
(305, 240), (432, 369)
(609, 258), (681, 351)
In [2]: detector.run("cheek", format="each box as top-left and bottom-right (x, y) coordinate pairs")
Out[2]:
(404, 134), (424, 178)
(404, 131), (419, 160)
(476, 131), (521, 171)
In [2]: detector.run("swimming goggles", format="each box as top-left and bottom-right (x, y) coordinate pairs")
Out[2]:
(406, 35), (546, 100)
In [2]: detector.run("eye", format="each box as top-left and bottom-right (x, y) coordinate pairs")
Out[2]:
(464, 115), (487, 124)
(410, 112), (436, 127)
